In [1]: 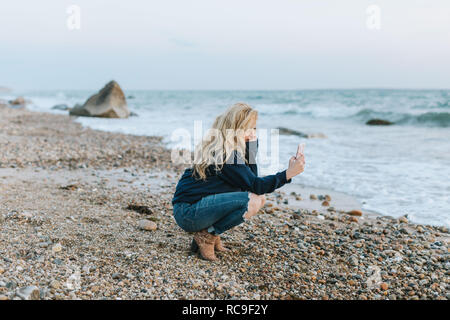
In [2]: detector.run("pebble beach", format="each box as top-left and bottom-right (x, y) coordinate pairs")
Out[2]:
(0, 104), (448, 300)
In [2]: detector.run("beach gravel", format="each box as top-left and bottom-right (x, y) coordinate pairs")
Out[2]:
(0, 106), (448, 300)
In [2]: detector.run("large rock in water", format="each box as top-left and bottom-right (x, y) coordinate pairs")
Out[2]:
(277, 127), (327, 138)
(70, 81), (130, 118)
(52, 104), (70, 111)
(277, 127), (308, 137)
(366, 119), (394, 126)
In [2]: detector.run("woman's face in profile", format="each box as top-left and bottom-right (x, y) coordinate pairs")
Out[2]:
(244, 116), (257, 142)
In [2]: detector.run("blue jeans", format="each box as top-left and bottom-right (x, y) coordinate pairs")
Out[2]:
(173, 191), (249, 235)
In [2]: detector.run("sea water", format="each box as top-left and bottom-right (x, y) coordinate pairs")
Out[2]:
(2, 89), (449, 227)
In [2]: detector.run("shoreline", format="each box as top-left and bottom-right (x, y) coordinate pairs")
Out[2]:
(0, 105), (448, 300)
(2, 96), (448, 229)
(0, 100), (432, 227)
(0, 100), (435, 227)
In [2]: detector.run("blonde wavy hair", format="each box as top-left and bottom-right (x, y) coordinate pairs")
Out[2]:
(192, 102), (258, 180)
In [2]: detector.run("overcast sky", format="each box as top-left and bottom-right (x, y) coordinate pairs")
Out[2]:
(1, 0), (450, 90)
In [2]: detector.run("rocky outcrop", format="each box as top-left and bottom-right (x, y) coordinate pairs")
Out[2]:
(277, 127), (327, 138)
(9, 97), (28, 106)
(277, 127), (308, 137)
(52, 104), (70, 111)
(305, 132), (327, 139)
(70, 81), (130, 118)
(366, 119), (394, 126)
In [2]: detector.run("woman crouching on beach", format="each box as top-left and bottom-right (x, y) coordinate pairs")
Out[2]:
(172, 103), (305, 261)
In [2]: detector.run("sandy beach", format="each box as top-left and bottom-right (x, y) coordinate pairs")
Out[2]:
(0, 104), (448, 300)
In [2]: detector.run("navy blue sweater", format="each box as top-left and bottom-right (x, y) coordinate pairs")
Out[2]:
(172, 141), (291, 204)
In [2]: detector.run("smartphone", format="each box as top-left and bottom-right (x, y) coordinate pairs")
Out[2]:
(296, 143), (305, 159)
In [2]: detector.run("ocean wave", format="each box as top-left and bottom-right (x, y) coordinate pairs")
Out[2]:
(246, 95), (264, 100)
(354, 108), (393, 119)
(436, 101), (450, 108)
(354, 109), (450, 127)
(282, 110), (300, 115)
(399, 112), (450, 127)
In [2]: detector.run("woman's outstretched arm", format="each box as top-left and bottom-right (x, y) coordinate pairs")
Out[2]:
(218, 163), (291, 195)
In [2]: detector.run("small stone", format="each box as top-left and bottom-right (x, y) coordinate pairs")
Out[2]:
(6, 281), (17, 289)
(0, 295), (8, 300)
(20, 212), (33, 219)
(349, 216), (358, 223)
(138, 219), (157, 231)
(91, 285), (100, 293)
(112, 273), (121, 280)
(50, 280), (60, 289)
(265, 207), (274, 214)
(310, 194), (317, 200)
(38, 242), (49, 248)
(348, 255), (358, 266)
(321, 201), (329, 207)
(52, 243), (62, 253)
(324, 195), (331, 201)
(347, 210), (362, 216)
(398, 216), (408, 223)
(16, 286), (40, 300)
(399, 228), (410, 235)
(380, 283), (389, 291)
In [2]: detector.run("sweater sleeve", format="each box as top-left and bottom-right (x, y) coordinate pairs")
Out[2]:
(248, 163), (258, 176)
(218, 163), (290, 195)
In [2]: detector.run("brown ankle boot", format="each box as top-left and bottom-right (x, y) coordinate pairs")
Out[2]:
(193, 229), (218, 261)
(214, 235), (230, 252)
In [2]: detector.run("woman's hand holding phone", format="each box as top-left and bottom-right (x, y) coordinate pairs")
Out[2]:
(296, 143), (305, 159)
(286, 143), (306, 180)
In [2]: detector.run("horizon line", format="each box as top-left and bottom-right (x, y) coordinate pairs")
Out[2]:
(3, 86), (450, 92)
